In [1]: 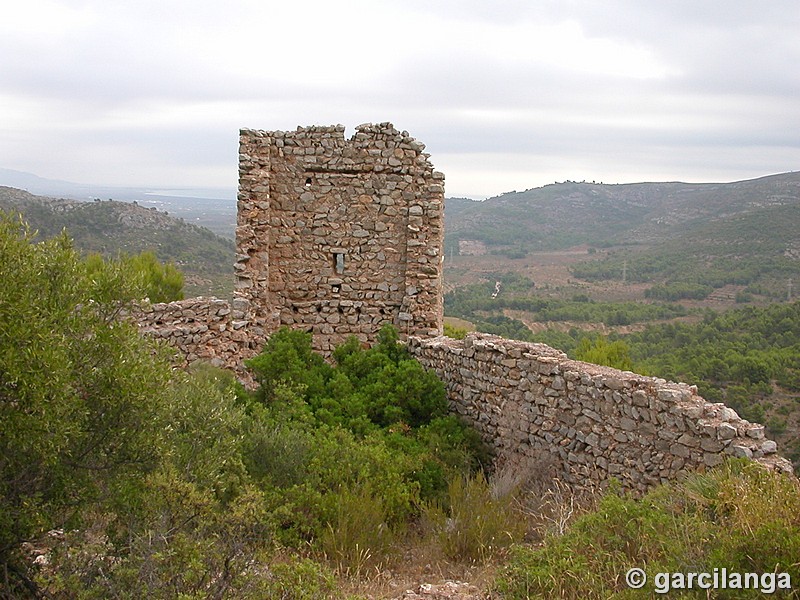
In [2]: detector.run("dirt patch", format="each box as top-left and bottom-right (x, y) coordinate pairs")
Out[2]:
(443, 316), (476, 331)
(503, 310), (702, 338)
(444, 247), (651, 303)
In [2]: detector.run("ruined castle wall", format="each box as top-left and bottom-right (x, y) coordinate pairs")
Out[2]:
(408, 333), (792, 493)
(237, 123), (444, 353)
(130, 122), (793, 495)
(132, 296), (265, 382)
(132, 300), (793, 493)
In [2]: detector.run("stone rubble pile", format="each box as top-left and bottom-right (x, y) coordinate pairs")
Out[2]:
(397, 581), (485, 600)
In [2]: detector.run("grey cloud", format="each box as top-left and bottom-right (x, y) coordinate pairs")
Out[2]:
(2, 0), (799, 196)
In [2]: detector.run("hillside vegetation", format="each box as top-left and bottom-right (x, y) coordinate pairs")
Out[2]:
(572, 203), (800, 300)
(3, 214), (799, 598)
(498, 460), (800, 599)
(445, 272), (687, 337)
(0, 186), (234, 298)
(446, 172), (800, 299)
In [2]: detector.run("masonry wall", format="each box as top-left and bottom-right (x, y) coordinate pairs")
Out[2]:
(236, 123), (445, 353)
(132, 302), (794, 493)
(408, 333), (793, 493)
(133, 296), (265, 384)
(128, 122), (793, 496)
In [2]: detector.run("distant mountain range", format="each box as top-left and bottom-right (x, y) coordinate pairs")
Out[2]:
(0, 168), (236, 237)
(446, 171), (800, 250)
(0, 186), (235, 298)
(445, 172), (800, 298)
(4, 167), (799, 300)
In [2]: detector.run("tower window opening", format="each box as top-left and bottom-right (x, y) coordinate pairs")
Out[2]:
(333, 252), (345, 274)
(305, 177), (313, 188)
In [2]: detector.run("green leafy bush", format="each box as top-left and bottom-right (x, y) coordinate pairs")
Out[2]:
(0, 213), (278, 598)
(443, 322), (469, 339)
(575, 335), (634, 370)
(246, 327), (333, 402)
(245, 324), (453, 435)
(259, 557), (343, 600)
(241, 325), (489, 557)
(0, 215), (174, 594)
(44, 472), (270, 599)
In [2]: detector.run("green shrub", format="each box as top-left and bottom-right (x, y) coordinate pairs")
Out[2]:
(0, 215), (175, 594)
(333, 327), (449, 429)
(260, 557), (343, 600)
(248, 325), (449, 432)
(240, 325), (487, 549)
(41, 471), (271, 599)
(245, 422), (419, 547)
(708, 460), (800, 578)
(574, 335), (634, 371)
(443, 322), (469, 339)
(497, 461), (800, 599)
(417, 416), (493, 482)
(85, 250), (185, 303)
(246, 327), (332, 402)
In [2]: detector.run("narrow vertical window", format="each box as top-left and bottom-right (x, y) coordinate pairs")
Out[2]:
(333, 252), (345, 274)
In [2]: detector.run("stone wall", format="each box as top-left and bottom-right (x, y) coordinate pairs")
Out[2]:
(127, 122), (793, 496)
(408, 333), (793, 493)
(132, 296), (265, 382)
(236, 123), (444, 353)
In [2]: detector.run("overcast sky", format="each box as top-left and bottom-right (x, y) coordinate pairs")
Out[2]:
(2, 0), (799, 199)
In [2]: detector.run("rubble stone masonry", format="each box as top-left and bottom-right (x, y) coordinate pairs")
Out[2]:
(236, 123), (445, 353)
(131, 123), (792, 494)
(408, 333), (793, 493)
(133, 296), (265, 384)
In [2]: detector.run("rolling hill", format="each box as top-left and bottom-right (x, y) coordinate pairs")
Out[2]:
(0, 186), (235, 298)
(445, 172), (800, 299)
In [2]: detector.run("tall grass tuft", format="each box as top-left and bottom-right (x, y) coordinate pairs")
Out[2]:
(319, 487), (395, 578)
(496, 460), (800, 599)
(424, 470), (525, 563)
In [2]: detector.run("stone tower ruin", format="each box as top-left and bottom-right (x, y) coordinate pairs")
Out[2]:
(236, 123), (444, 352)
(135, 122), (792, 492)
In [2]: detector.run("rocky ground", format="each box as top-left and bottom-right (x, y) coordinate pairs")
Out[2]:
(396, 581), (487, 599)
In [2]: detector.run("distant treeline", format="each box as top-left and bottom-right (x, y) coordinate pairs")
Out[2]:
(571, 204), (800, 300)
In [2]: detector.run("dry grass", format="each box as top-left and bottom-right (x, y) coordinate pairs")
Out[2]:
(493, 453), (599, 544)
(337, 533), (501, 599)
(338, 456), (598, 599)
